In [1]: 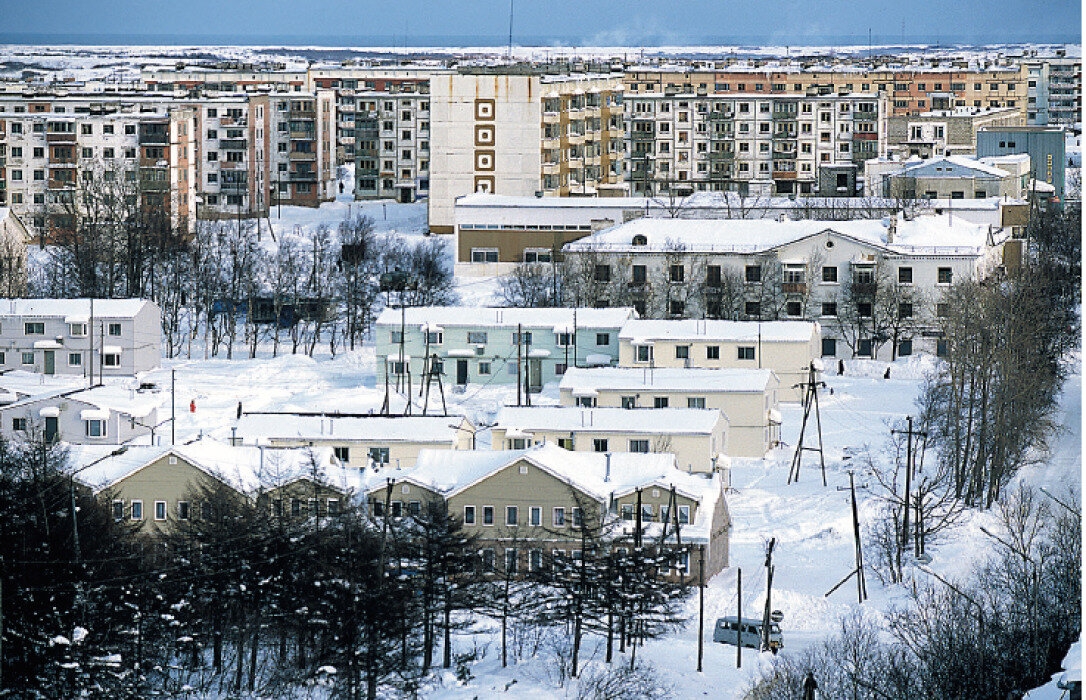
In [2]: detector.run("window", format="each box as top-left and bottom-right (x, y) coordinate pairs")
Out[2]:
(635, 345), (653, 363)
(504, 548), (518, 574)
(706, 345), (720, 360)
(506, 506), (518, 526)
(333, 446), (350, 462)
(898, 267), (913, 284)
(593, 438), (609, 452)
(594, 264), (611, 282)
(821, 338), (837, 357)
(621, 395), (637, 409)
(12, 418), (27, 432)
(530, 549), (543, 571)
(858, 339), (873, 357)
(745, 265), (762, 283)
(467, 331), (487, 344)
(21, 352), (34, 365)
(898, 339), (913, 356)
(557, 332), (573, 347)
(24, 322), (44, 335)
(678, 505), (690, 524)
(629, 439), (650, 453)
(857, 302), (873, 318)
(112, 501), (124, 520)
(178, 501), (190, 520)
(154, 501), (167, 521)
(512, 330), (532, 345)
(103, 353), (120, 367)
(69, 322), (87, 337)
(675, 345), (690, 360)
(478, 361), (491, 375)
(937, 267), (953, 284)
(368, 447), (390, 465)
(669, 264), (685, 282)
(822, 266), (838, 283)
(688, 397), (706, 409)
(463, 505), (476, 525)
(653, 397), (669, 408)
(553, 507), (566, 527)
(108, 323), (122, 336)
(669, 300), (685, 316)
(936, 339), (949, 357)
(426, 331), (442, 344)
(745, 301), (761, 317)
(483, 505), (494, 525)
(557, 438), (573, 450)
(471, 248), (498, 263)
(481, 549), (495, 571)
(898, 302), (914, 319)
(821, 302), (837, 317)
(737, 346), (756, 360)
(786, 301), (802, 317)
(530, 506), (542, 526)
(131, 500), (143, 521)
(596, 333), (610, 346)
(936, 303), (950, 318)
(85, 420), (106, 438)
(407, 500), (421, 517)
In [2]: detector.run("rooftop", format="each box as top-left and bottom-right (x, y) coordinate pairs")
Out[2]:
(619, 319), (817, 344)
(375, 306), (637, 330)
(495, 406), (725, 434)
(559, 366), (777, 394)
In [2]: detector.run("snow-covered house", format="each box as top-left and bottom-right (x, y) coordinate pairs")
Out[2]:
(374, 306), (637, 393)
(68, 439), (359, 534)
(558, 367), (780, 459)
(562, 215), (1017, 361)
(491, 406), (729, 476)
(873, 154), (1031, 200)
(617, 319), (820, 402)
(0, 299), (161, 377)
(232, 412), (474, 470)
(0, 384), (159, 445)
(364, 445), (731, 580)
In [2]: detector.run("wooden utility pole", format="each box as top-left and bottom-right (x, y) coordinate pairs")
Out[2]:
(697, 545), (705, 672)
(761, 538), (776, 652)
(516, 323), (522, 407)
(849, 471), (868, 602)
(787, 363), (827, 486)
(891, 416), (926, 571)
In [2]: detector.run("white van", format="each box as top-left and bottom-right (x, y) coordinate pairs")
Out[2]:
(713, 616), (783, 652)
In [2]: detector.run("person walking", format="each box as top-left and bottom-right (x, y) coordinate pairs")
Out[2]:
(802, 671), (818, 700)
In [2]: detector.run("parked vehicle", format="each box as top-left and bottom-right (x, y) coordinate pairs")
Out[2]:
(713, 616), (783, 652)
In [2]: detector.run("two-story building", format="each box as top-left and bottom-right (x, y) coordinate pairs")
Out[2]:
(374, 306), (637, 392)
(0, 383), (159, 445)
(558, 366), (780, 458)
(616, 318), (819, 401)
(0, 298), (160, 377)
(491, 405), (729, 475)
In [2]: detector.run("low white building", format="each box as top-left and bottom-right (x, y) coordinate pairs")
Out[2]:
(233, 412), (474, 470)
(492, 405), (729, 475)
(562, 214), (1017, 361)
(558, 366), (780, 458)
(0, 383), (159, 445)
(0, 299), (161, 377)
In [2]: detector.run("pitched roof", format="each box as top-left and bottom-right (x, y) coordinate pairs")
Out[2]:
(559, 366), (777, 394)
(234, 413), (469, 444)
(0, 298), (154, 318)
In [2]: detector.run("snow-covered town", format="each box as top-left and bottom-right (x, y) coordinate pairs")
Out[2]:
(0, 6), (1080, 698)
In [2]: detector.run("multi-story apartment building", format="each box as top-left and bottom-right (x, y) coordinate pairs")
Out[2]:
(623, 88), (885, 197)
(428, 67), (626, 234)
(1024, 57), (1082, 127)
(140, 63), (308, 92)
(0, 89), (336, 232)
(625, 62), (1029, 120)
(885, 106), (1025, 159)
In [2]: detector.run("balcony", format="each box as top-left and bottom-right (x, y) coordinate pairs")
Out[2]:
(139, 179), (170, 192)
(853, 110), (878, 120)
(289, 171), (317, 181)
(851, 281), (877, 297)
(138, 131), (169, 146)
(290, 130), (315, 140)
(220, 181), (248, 193)
(853, 132), (878, 141)
(289, 150), (317, 160)
(290, 109), (316, 119)
(219, 139), (247, 150)
(48, 158), (76, 167)
(219, 116), (248, 127)
(781, 282), (807, 294)
(707, 150), (735, 161)
(631, 130), (656, 141)
(46, 132), (76, 143)
(772, 131), (797, 141)
(356, 167), (379, 176)
(772, 111), (797, 121)
(772, 150), (796, 159)
(707, 110), (734, 120)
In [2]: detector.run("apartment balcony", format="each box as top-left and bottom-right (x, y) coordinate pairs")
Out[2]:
(772, 149), (797, 159)
(541, 136), (561, 150)
(0, 157), (5, 167)
(219, 139), (247, 150)
(289, 171), (318, 181)
(542, 112), (561, 124)
(542, 162), (561, 176)
(567, 133), (585, 146)
(707, 150), (735, 161)
(772, 111), (797, 121)
(707, 110), (734, 120)
(631, 130), (656, 141)
(220, 181), (248, 193)
(218, 160), (243, 170)
(46, 132), (77, 143)
(356, 167), (379, 177)
(219, 116), (248, 127)
(853, 132), (878, 141)
(781, 282), (807, 295)
(290, 131), (315, 140)
(139, 179), (170, 192)
(851, 281), (877, 297)
(853, 110), (878, 120)
(290, 110), (316, 119)
(356, 127), (379, 139)
(772, 131), (797, 141)
(289, 150), (317, 160)
(47, 179), (77, 190)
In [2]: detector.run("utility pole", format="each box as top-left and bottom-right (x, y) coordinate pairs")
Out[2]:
(171, 368), (176, 445)
(826, 473), (869, 601)
(788, 362), (827, 486)
(735, 568), (742, 669)
(891, 416), (926, 573)
(516, 323), (522, 407)
(697, 545), (705, 673)
(761, 538), (776, 653)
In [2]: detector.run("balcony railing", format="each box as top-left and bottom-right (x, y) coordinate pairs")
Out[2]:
(219, 139), (247, 150)
(781, 282), (807, 294)
(46, 132), (77, 143)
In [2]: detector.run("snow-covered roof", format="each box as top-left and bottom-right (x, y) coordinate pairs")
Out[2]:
(563, 214), (1002, 256)
(559, 366), (777, 394)
(619, 319), (817, 344)
(495, 406), (724, 435)
(375, 306), (637, 330)
(900, 155), (1014, 178)
(0, 383), (159, 419)
(0, 298), (152, 318)
(234, 413), (468, 444)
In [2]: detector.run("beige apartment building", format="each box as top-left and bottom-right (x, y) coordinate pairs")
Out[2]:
(428, 68), (626, 234)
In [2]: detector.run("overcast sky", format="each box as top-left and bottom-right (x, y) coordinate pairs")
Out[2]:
(2, 0), (1080, 45)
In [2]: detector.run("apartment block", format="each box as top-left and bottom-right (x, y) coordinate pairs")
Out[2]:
(624, 88), (885, 197)
(428, 68), (626, 234)
(1024, 57), (1082, 127)
(885, 106), (1025, 159)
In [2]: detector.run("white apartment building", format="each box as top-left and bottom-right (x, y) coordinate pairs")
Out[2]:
(623, 90), (886, 197)
(428, 68), (626, 234)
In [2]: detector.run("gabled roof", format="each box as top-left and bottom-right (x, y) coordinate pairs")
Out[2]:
(0, 298), (154, 319)
(234, 413), (470, 444)
(559, 367), (777, 394)
(899, 155), (1012, 179)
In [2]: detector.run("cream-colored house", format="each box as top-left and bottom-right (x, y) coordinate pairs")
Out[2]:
(70, 439), (358, 534)
(559, 367), (780, 459)
(617, 319), (819, 402)
(491, 405), (729, 476)
(391, 445), (731, 580)
(233, 413), (474, 470)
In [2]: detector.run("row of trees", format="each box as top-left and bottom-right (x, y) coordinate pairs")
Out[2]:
(0, 434), (692, 699)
